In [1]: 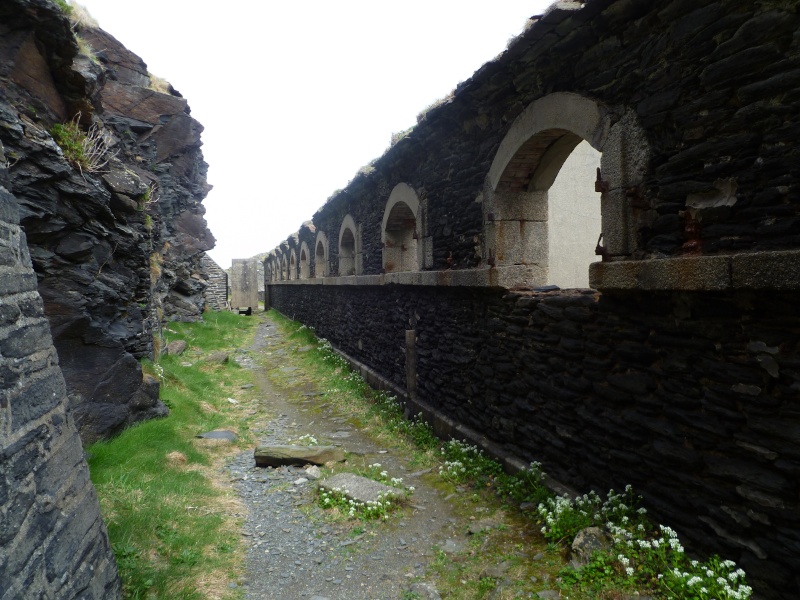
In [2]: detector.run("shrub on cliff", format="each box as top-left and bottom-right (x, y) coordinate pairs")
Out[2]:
(50, 115), (116, 174)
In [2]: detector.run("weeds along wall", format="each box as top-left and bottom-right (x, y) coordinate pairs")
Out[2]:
(0, 152), (121, 598)
(264, 1), (800, 598)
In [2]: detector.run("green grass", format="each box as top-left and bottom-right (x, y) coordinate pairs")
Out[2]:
(87, 310), (260, 599)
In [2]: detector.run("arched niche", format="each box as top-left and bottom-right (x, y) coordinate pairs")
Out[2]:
(484, 92), (649, 288)
(281, 255), (288, 281)
(299, 241), (310, 279)
(338, 214), (360, 276)
(381, 183), (422, 273)
(314, 231), (329, 277)
(289, 249), (297, 280)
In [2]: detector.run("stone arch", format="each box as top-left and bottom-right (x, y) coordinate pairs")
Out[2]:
(381, 183), (422, 273)
(314, 231), (329, 277)
(281, 254), (288, 281)
(299, 241), (310, 279)
(338, 214), (360, 276)
(289, 249), (297, 280)
(484, 92), (649, 287)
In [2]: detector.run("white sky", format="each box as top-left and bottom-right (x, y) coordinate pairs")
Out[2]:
(76, 0), (553, 269)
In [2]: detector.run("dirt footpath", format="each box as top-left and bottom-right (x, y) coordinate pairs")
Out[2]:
(228, 316), (469, 600)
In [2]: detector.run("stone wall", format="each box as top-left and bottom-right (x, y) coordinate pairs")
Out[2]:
(265, 1), (800, 598)
(271, 281), (800, 598)
(200, 252), (228, 310)
(230, 259), (258, 311)
(0, 147), (120, 598)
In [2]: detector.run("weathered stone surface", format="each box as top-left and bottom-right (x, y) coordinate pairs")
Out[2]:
(197, 429), (237, 442)
(165, 339), (187, 356)
(318, 473), (402, 503)
(205, 351), (229, 364)
(0, 0), (213, 443)
(254, 445), (345, 468)
(0, 138), (120, 597)
(570, 526), (611, 568)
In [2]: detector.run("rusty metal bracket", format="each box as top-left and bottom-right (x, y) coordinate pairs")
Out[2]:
(595, 168), (609, 193)
(594, 233), (609, 261)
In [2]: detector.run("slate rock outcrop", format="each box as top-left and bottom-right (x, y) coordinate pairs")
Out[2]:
(0, 140), (121, 598)
(0, 0), (214, 443)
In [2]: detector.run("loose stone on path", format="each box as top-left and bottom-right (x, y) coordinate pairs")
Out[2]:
(318, 473), (403, 504)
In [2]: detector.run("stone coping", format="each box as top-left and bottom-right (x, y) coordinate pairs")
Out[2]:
(267, 265), (543, 289)
(267, 249), (800, 291)
(589, 249), (800, 291)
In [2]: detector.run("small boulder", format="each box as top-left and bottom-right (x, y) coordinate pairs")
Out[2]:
(165, 340), (187, 356)
(206, 351), (229, 364)
(318, 473), (402, 504)
(570, 526), (611, 568)
(254, 444), (345, 467)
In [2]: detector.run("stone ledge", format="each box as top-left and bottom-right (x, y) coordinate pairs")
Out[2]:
(267, 265), (545, 289)
(589, 250), (800, 291)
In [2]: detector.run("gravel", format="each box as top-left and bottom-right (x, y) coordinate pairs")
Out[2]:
(226, 320), (463, 600)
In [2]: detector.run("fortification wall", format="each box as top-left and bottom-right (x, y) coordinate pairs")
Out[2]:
(200, 252), (228, 310)
(0, 148), (120, 598)
(271, 282), (799, 597)
(266, 1), (800, 597)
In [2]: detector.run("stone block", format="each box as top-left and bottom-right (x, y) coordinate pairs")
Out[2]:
(9, 368), (66, 430)
(230, 259), (259, 310)
(318, 472), (403, 504)
(253, 445), (345, 467)
(731, 250), (800, 290)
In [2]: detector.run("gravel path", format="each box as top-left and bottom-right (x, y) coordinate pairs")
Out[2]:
(227, 317), (467, 600)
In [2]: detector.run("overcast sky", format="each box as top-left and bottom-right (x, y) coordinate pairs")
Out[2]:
(75, 0), (554, 268)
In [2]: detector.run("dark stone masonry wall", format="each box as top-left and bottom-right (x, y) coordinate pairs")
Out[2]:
(271, 283), (800, 598)
(270, 0), (800, 277)
(265, 1), (800, 598)
(1, 151), (120, 598)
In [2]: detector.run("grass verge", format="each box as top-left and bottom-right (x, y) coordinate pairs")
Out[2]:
(87, 311), (260, 599)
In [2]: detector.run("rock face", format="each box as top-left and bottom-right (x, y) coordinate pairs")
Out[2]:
(0, 142), (121, 598)
(0, 0), (214, 443)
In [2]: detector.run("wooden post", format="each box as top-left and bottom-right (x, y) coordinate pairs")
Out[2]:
(405, 329), (417, 401)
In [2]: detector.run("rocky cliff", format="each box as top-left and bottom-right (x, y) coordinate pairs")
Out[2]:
(0, 0), (215, 443)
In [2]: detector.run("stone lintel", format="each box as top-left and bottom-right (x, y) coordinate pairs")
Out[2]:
(590, 250), (800, 291)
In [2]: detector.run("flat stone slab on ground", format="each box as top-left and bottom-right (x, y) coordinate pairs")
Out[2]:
(318, 473), (402, 504)
(196, 430), (237, 442)
(254, 445), (345, 467)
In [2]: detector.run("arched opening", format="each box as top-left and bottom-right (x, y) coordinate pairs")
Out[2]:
(314, 231), (329, 277)
(485, 92), (649, 288)
(281, 255), (288, 280)
(382, 183), (422, 273)
(338, 215), (359, 276)
(548, 140), (602, 287)
(289, 250), (297, 280)
(340, 227), (355, 276)
(299, 242), (310, 279)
